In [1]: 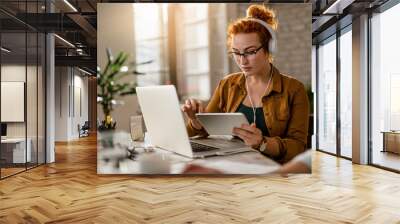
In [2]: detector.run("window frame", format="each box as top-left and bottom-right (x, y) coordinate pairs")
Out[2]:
(368, 0), (400, 173)
(315, 22), (353, 161)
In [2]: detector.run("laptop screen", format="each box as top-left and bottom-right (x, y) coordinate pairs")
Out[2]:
(1, 123), (7, 137)
(136, 85), (194, 158)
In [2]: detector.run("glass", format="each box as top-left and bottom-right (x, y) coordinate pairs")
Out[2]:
(371, 3), (400, 171)
(229, 45), (264, 61)
(184, 48), (209, 75)
(340, 29), (352, 158)
(134, 4), (169, 86)
(317, 36), (337, 155)
(185, 75), (210, 100)
(183, 4), (207, 22)
(27, 31), (39, 169)
(0, 1), (47, 179)
(26, 0), (39, 168)
(134, 4), (162, 40)
(177, 4), (210, 100)
(1, 27), (28, 178)
(130, 116), (145, 141)
(184, 22), (208, 48)
(38, 33), (46, 165)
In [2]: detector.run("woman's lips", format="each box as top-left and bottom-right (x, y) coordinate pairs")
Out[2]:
(241, 67), (252, 71)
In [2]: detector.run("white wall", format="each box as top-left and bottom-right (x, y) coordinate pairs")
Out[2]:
(55, 67), (68, 141)
(55, 67), (89, 141)
(1, 65), (29, 137)
(1, 64), (46, 164)
(72, 73), (89, 138)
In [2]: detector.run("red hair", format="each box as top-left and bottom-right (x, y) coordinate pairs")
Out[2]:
(227, 5), (278, 60)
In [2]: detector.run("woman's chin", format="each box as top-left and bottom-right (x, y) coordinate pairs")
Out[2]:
(242, 70), (253, 76)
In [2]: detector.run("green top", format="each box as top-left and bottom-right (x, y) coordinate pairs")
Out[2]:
(236, 103), (269, 136)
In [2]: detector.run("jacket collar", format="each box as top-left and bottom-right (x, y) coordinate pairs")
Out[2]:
(234, 64), (283, 96)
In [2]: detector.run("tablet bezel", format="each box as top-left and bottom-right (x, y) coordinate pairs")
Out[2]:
(195, 113), (249, 136)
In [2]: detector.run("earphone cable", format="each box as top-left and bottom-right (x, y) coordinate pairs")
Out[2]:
(245, 67), (273, 125)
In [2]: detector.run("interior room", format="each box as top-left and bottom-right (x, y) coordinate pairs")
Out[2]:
(0, 0), (97, 179)
(0, 0), (399, 223)
(0, 10), (46, 178)
(97, 2), (312, 174)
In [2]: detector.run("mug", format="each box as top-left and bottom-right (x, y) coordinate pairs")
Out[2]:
(130, 115), (145, 141)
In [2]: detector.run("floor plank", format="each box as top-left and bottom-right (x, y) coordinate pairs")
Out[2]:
(372, 151), (400, 171)
(0, 135), (399, 223)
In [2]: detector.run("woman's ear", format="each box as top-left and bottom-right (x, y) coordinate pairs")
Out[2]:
(262, 51), (271, 62)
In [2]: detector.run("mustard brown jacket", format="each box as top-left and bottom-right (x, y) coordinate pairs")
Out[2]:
(187, 65), (309, 164)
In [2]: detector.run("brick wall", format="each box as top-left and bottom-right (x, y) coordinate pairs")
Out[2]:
(236, 3), (312, 87)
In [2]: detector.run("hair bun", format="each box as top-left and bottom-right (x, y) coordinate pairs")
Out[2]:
(246, 5), (277, 29)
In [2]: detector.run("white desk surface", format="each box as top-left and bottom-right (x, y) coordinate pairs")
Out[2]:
(1, 137), (32, 163)
(97, 134), (281, 175)
(1, 137), (27, 143)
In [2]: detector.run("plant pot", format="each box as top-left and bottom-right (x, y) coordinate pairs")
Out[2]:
(98, 115), (117, 131)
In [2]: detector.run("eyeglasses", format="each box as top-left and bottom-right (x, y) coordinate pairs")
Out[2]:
(228, 45), (264, 60)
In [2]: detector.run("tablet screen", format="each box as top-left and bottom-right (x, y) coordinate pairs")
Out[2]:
(195, 113), (249, 136)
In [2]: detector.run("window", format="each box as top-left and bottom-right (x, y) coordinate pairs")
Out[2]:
(339, 27), (352, 158)
(132, 3), (211, 100)
(134, 4), (169, 86)
(371, 2), (400, 171)
(317, 36), (337, 154)
(177, 4), (210, 100)
(0, 1), (46, 179)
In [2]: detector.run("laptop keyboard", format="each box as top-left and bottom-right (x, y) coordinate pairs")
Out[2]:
(190, 142), (219, 152)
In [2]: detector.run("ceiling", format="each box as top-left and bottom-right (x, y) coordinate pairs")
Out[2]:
(0, 0), (97, 73)
(310, 0), (390, 43)
(0, 0), (392, 72)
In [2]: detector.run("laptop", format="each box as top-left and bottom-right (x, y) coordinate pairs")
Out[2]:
(136, 85), (254, 158)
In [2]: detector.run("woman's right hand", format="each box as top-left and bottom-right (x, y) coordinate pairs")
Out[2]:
(181, 99), (204, 130)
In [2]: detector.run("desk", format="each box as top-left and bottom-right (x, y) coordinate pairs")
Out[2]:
(1, 138), (31, 163)
(97, 132), (280, 175)
(382, 131), (400, 154)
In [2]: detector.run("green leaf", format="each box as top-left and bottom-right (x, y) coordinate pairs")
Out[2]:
(97, 49), (150, 115)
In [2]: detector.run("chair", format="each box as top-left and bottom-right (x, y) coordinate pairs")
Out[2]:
(78, 121), (90, 138)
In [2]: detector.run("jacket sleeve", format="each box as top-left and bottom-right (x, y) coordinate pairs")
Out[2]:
(274, 82), (309, 163)
(186, 79), (226, 137)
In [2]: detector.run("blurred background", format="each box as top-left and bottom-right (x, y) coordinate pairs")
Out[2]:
(3, 0), (398, 178)
(97, 3), (311, 132)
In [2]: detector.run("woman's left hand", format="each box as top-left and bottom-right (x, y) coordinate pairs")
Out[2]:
(232, 123), (263, 148)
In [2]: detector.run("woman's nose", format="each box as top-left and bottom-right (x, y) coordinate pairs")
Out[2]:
(239, 55), (248, 65)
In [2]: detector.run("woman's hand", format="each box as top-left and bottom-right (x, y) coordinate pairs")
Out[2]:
(232, 123), (263, 148)
(181, 99), (204, 130)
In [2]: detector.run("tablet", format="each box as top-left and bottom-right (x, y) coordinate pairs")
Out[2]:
(195, 113), (249, 136)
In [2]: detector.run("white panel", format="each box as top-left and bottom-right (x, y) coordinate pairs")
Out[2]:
(74, 87), (81, 118)
(1, 82), (25, 122)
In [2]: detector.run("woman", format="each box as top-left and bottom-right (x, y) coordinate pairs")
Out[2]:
(181, 4), (309, 164)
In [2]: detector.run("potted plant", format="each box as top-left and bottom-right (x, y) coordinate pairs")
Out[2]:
(97, 48), (150, 131)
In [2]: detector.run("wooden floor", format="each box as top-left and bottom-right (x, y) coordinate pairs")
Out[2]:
(1, 163), (44, 178)
(0, 135), (400, 223)
(1, 167), (26, 178)
(372, 151), (400, 171)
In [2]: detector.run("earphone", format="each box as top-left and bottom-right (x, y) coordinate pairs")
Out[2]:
(244, 68), (273, 125)
(236, 17), (276, 124)
(246, 17), (277, 54)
